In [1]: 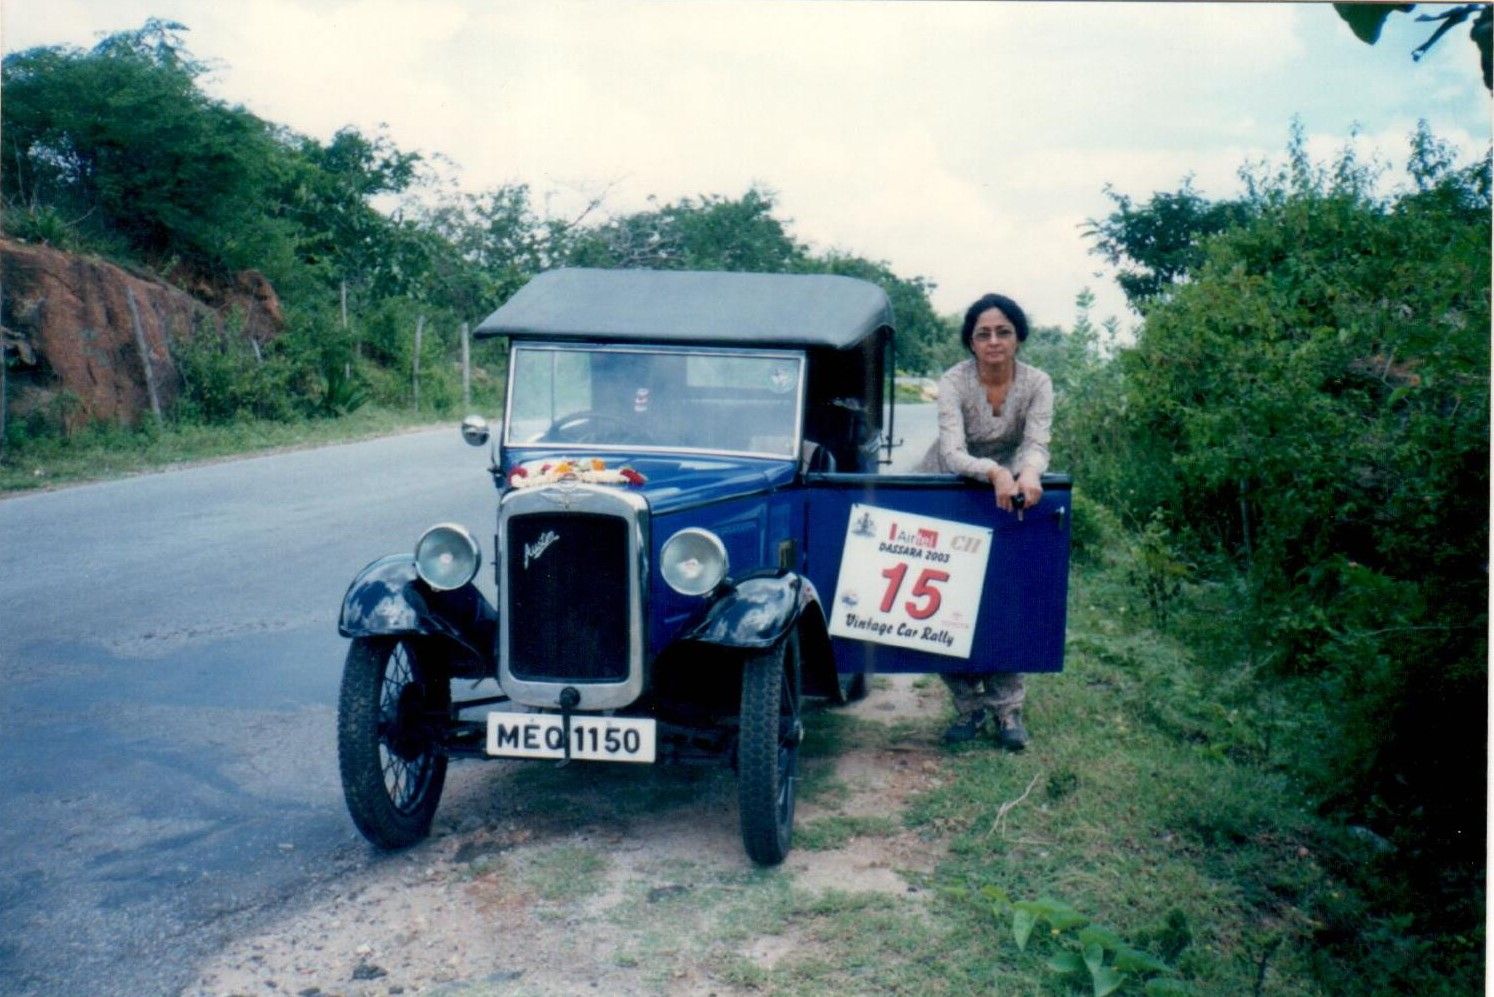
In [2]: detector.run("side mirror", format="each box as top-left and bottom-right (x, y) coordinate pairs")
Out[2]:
(460, 415), (490, 447)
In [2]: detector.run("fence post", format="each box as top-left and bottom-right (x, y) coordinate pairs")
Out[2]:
(461, 322), (471, 409)
(341, 280), (354, 377)
(413, 314), (424, 413)
(126, 287), (163, 428)
(1, 340), (8, 464)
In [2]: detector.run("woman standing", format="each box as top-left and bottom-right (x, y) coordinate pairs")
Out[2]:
(917, 293), (1052, 749)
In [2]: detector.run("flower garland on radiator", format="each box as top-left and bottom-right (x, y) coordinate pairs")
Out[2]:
(507, 458), (646, 489)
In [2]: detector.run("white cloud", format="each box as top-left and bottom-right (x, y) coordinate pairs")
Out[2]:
(2, 0), (106, 50)
(197, 1), (473, 136)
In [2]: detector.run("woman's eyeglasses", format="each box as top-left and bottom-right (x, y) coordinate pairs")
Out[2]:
(972, 328), (1016, 342)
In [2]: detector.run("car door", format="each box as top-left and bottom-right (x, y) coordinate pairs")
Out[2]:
(802, 471), (1071, 676)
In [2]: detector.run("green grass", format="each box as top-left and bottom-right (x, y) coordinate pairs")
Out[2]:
(0, 405), (448, 494)
(518, 845), (610, 904)
(795, 814), (901, 850)
(586, 560), (1482, 995)
(877, 563), (1477, 996)
(418, 554), (1480, 995)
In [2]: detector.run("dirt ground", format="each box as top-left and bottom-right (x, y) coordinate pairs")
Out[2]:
(185, 675), (953, 996)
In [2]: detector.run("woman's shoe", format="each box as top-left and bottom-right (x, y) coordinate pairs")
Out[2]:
(996, 713), (1029, 752)
(943, 708), (990, 744)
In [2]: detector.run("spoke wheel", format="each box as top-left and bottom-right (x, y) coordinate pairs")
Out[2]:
(738, 628), (802, 866)
(338, 637), (450, 848)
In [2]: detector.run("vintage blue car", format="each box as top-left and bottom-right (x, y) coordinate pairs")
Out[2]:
(337, 268), (1071, 865)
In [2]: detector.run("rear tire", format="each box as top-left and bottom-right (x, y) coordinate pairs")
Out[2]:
(338, 637), (450, 848)
(837, 671), (869, 704)
(738, 629), (802, 866)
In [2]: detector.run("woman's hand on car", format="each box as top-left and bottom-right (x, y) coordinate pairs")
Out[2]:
(1015, 469), (1044, 509)
(986, 466), (1043, 513)
(987, 466), (1020, 511)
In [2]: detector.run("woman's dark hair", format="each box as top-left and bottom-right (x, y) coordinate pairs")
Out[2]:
(960, 293), (1029, 351)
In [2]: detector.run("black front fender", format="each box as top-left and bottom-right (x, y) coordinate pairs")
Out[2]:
(684, 572), (839, 698)
(685, 572), (819, 650)
(338, 555), (496, 678)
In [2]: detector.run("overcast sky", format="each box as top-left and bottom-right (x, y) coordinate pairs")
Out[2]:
(4, 1), (1490, 330)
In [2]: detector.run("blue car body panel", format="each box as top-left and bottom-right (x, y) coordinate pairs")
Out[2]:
(501, 451), (804, 661)
(803, 473), (1070, 675)
(498, 447), (1068, 677)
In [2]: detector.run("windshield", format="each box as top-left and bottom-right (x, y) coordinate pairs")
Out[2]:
(505, 345), (805, 458)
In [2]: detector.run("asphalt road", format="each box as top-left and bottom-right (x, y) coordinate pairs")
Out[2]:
(0, 404), (938, 997)
(0, 427), (501, 997)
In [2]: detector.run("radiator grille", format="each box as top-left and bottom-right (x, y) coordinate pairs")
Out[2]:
(505, 512), (631, 683)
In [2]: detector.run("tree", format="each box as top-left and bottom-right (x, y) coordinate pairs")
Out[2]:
(564, 187), (807, 273)
(0, 21), (952, 430)
(418, 182), (583, 311)
(281, 127), (421, 284)
(799, 253), (952, 375)
(1086, 179), (1250, 311)
(2, 19), (291, 275)
(1019, 289), (1103, 401)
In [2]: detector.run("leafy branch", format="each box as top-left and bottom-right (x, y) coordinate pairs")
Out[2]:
(1334, 2), (1493, 89)
(981, 887), (1192, 995)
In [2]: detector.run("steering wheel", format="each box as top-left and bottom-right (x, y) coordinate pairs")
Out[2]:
(543, 410), (654, 445)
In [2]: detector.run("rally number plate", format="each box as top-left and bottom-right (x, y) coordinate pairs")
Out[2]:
(485, 713), (656, 763)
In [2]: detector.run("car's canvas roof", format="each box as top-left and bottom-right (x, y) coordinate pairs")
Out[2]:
(474, 268), (894, 349)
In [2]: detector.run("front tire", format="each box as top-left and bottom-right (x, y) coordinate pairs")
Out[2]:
(338, 637), (450, 848)
(738, 629), (802, 866)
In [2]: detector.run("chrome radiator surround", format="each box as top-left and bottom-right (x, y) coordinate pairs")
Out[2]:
(497, 483), (649, 710)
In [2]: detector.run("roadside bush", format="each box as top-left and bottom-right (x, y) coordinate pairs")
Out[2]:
(1081, 126), (1489, 941)
(3, 204), (88, 254)
(263, 307), (371, 418)
(1066, 490), (1124, 567)
(357, 297), (466, 412)
(1, 388), (85, 448)
(172, 313), (297, 423)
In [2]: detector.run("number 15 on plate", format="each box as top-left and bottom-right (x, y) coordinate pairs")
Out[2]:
(828, 504), (993, 659)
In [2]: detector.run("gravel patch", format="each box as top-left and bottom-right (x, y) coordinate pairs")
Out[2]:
(185, 675), (951, 996)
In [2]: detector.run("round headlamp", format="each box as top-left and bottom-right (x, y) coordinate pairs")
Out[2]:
(660, 528), (728, 596)
(414, 523), (481, 591)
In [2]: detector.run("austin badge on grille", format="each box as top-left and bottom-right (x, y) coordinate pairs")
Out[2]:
(523, 530), (559, 569)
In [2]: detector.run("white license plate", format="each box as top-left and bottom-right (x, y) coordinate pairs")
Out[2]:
(485, 713), (656, 763)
